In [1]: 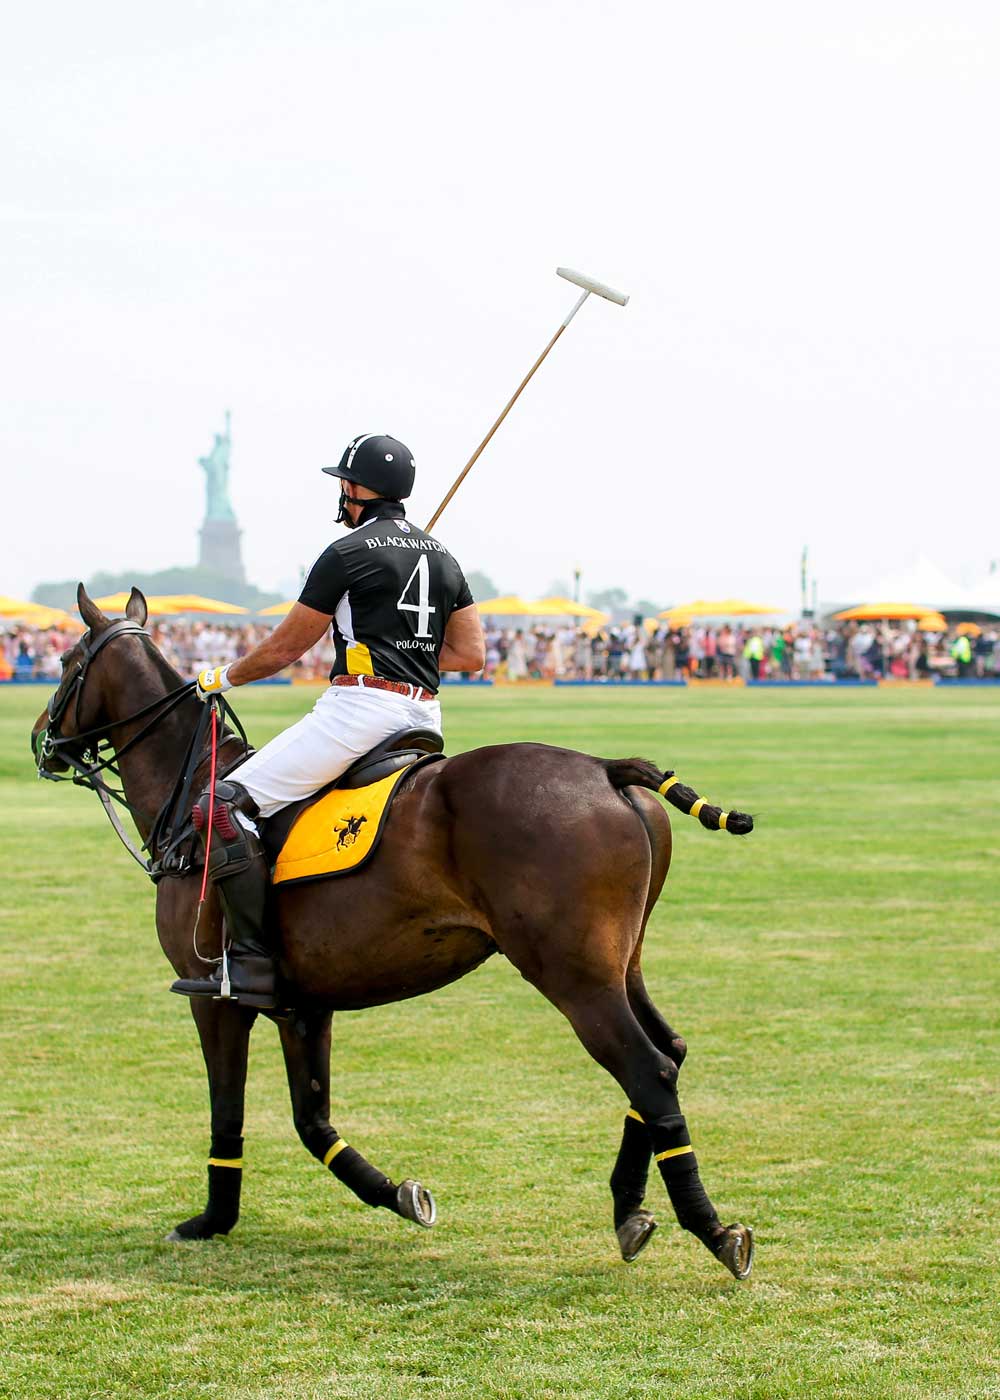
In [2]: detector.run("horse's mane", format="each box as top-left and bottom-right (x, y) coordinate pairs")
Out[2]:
(139, 632), (189, 695)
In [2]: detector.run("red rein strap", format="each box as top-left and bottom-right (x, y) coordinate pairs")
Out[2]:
(196, 702), (220, 908)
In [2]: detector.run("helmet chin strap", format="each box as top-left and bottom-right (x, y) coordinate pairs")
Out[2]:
(337, 489), (384, 527)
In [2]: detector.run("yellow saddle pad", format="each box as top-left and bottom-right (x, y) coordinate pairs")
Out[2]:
(273, 765), (415, 886)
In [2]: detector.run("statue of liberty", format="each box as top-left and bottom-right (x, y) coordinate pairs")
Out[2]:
(198, 410), (236, 522)
(196, 411), (246, 581)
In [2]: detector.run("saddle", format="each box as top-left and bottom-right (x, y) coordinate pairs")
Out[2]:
(261, 726), (445, 883)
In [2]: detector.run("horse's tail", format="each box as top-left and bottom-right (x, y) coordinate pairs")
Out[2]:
(603, 758), (753, 836)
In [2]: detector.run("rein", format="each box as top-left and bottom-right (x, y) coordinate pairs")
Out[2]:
(35, 620), (250, 879)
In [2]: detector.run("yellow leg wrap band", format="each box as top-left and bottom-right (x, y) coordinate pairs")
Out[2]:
(626, 1108), (645, 1123)
(689, 797), (706, 820)
(658, 775), (680, 795)
(322, 1140), (349, 1167)
(655, 1144), (694, 1163)
(208, 1157), (243, 1169)
(719, 811), (729, 830)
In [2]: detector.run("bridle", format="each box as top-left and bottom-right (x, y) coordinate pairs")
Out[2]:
(34, 620), (248, 879)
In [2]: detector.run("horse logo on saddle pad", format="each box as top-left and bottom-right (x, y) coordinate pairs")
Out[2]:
(335, 814), (368, 849)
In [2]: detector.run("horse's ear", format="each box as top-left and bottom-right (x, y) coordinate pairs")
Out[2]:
(77, 583), (107, 633)
(125, 587), (148, 627)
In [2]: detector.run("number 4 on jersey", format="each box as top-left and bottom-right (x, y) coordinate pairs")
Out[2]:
(397, 555), (436, 638)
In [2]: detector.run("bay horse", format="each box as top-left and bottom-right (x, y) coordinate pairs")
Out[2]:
(32, 586), (756, 1278)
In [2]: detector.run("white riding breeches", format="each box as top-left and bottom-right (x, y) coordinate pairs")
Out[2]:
(228, 684), (443, 819)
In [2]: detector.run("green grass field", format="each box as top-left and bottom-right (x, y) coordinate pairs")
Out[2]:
(1, 684), (998, 1400)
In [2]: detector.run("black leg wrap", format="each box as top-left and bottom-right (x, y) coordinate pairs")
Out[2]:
(649, 1117), (721, 1246)
(204, 1163), (243, 1233)
(212, 1132), (244, 1160)
(610, 1115), (652, 1229)
(169, 1136), (243, 1240)
(326, 1139), (397, 1210)
(204, 1133), (243, 1232)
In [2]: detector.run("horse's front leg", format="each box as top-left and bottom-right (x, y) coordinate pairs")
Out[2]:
(278, 1008), (436, 1228)
(167, 999), (257, 1241)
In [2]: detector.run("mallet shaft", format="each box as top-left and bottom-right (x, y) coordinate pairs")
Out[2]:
(424, 321), (566, 533)
(424, 266), (627, 534)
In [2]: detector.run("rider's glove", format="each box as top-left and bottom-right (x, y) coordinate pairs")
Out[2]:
(196, 665), (234, 702)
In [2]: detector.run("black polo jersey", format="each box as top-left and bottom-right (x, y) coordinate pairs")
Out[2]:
(298, 503), (474, 691)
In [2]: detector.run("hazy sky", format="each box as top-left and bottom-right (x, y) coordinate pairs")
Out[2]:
(4, 1), (998, 609)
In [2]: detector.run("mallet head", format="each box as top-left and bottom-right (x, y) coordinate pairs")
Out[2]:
(557, 266), (629, 306)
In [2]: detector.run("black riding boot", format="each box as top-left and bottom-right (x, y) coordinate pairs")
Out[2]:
(171, 780), (278, 1010)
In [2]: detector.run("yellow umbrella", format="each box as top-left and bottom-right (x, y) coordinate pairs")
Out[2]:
(529, 596), (609, 620)
(258, 601), (296, 617)
(27, 605), (84, 629)
(92, 592), (186, 616)
(917, 613), (947, 632)
(658, 598), (783, 621)
(476, 595), (538, 616)
(157, 594), (250, 615)
(0, 595), (49, 618)
(956, 621), (982, 636)
(0, 598), (84, 628)
(0, 596), (51, 618)
(833, 602), (930, 621)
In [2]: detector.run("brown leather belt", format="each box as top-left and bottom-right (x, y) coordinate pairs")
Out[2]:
(331, 674), (437, 702)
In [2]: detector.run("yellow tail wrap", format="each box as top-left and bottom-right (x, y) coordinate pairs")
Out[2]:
(322, 1140), (349, 1167)
(208, 1157), (243, 1169)
(689, 797), (706, 820)
(658, 775), (680, 796)
(719, 811), (729, 831)
(626, 1108), (645, 1123)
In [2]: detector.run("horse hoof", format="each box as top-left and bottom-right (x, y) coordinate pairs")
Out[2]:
(396, 1179), (437, 1228)
(616, 1210), (657, 1263)
(165, 1212), (232, 1243)
(717, 1222), (754, 1279)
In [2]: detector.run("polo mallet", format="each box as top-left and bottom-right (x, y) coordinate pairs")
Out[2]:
(424, 267), (629, 531)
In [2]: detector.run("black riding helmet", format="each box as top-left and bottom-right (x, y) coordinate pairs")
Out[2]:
(323, 434), (416, 501)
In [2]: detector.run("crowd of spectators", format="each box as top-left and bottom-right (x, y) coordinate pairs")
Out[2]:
(0, 619), (336, 684)
(480, 620), (1000, 681)
(3, 615), (998, 684)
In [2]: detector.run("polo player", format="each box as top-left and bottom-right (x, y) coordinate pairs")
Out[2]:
(172, 435), (485, 1009)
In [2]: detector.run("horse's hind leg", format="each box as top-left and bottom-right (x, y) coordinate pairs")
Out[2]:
(611, 968), (692, 1259)
(537, 970), (752, 1278)
(278, 1009), (435, 1228)
(609, 1108), (657, 1261)
(627, 966), (688, 1070)
(606, 791), (688, 1257)
(168, 999), (257, 1241)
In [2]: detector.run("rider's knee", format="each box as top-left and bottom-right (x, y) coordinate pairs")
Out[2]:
(194, 779), (259, 826)
(192, 780), (262, 875)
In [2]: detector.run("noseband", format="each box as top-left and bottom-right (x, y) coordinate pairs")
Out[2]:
(35, 620), (247, 878)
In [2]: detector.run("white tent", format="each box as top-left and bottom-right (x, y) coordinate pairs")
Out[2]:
(858, 556), (978, 612)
